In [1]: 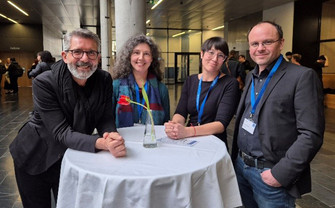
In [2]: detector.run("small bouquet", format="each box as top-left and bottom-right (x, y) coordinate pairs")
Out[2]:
(118, 84), (156, 147)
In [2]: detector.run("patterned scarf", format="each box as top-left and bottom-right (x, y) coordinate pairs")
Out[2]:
(115, 73), (165, 128)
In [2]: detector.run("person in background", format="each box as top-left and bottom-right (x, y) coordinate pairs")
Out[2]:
(28, 50), (54, 78)
(238, 54), (253, 73)
(232, 21), (324, 208)
(9, 28), (126, 208)
(0, 59), (6, 96)
(164, 37), (240, 147)
(291, 53), (302, 66)
(112, 34), (170, 128)
(37, 51), (42, 62)
(221, 50), (246, 91)
(27, 59), (39, 78)
(285, 51), (292, 62)
(313, 55), (328, 87)
(4, 58), (12, 94)
(27, 51), (43, 79)
(7, 57), (21, 94)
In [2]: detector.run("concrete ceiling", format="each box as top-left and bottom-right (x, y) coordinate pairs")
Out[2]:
(0, 0), (298, 37)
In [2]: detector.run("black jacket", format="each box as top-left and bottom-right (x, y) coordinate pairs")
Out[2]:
(232, 59), (324, 198)
(10, 60), (117, 175)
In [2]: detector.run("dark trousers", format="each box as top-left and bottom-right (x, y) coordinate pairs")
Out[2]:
(10, 76), (18, 93)
(14, 159), (62, 208)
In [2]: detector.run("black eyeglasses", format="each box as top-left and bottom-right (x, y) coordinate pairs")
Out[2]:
(249, 39), (281, 48)
(66, 49), (99, 60)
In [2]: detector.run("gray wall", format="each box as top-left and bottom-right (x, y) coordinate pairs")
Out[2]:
(0, 23), (43, 53)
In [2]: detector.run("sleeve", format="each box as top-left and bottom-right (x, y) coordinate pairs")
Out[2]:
(29, 63), (43, 78)
(215, 78), (240, 128)
(271, 69), (324, 187)
(159, 82), (170, 122)
(33, 76), (98, 153)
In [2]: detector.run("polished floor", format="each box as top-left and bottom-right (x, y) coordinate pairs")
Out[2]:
(0, 86), (334, 208)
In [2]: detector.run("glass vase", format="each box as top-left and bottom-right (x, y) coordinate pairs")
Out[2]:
(143, 110), (157, 148)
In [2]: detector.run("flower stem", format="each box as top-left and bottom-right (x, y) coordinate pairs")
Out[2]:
(129, 100), (155, 139)
(129, 100), (148, 110)
(127, 98), (155, 142)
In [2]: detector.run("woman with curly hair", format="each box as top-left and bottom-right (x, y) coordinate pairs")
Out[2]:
(112, 34), (170, 127)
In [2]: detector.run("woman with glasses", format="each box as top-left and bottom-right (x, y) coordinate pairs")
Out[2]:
(112, 34), (170, 127)
(164, 37), (240, 147)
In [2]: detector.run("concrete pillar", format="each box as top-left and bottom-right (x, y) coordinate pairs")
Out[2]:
(115, 0), (146, 52)
(99, 0), (111, 71)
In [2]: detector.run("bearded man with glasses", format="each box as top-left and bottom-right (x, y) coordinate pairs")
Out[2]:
(232, 21), (324, 208)
(10, 28), (126, 208)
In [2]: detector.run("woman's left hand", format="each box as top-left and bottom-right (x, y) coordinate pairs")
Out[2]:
(164, 121), (189, 139)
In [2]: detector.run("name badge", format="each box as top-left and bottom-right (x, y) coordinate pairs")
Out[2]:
(242, 118), (256, 134)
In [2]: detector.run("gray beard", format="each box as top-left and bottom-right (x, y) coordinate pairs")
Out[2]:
(67, 62), (98, 80)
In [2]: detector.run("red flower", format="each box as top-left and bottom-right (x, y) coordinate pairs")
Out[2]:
(118, 95), (131, 105)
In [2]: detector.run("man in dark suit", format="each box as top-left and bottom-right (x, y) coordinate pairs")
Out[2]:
(232, 21), (324, 208)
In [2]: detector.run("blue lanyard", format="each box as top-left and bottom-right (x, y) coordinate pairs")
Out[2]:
(196, 73), (221, 125)
(250, 55), (283, 117)
(135, 82), (148, 119)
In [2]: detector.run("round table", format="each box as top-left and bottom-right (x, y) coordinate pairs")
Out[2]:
(56, 125), (241, 208)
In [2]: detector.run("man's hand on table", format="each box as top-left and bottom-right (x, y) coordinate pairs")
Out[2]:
(96, 132), (127, 157)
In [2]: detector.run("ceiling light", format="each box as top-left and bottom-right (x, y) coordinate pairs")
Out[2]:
(0, 13), (18, 24)
(7, 1), (29, 16)
(172, 32), (185, 38)
(212, 25), (224, 31)
(146, 20), (150, 24)
(151, 0), (163, 10)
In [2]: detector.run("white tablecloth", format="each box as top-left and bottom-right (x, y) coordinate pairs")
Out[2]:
(57, 125), (242, 208)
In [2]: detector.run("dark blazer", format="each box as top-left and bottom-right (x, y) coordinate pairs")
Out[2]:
(232, 58), (325, 198)
(10, 60), (117, 175)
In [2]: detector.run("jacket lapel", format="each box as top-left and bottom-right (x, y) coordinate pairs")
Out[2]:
(257, 61), (288, 111)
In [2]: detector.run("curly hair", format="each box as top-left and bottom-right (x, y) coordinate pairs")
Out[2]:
(112, 34), (163, 81)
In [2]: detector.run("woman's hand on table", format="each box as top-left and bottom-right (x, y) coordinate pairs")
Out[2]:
(164, 121), (192, 140)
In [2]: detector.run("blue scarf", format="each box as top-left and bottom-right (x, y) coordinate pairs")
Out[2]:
(115, 73), (166, 128)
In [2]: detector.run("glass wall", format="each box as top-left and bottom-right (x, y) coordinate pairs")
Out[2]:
(146, 28), (205, 84)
